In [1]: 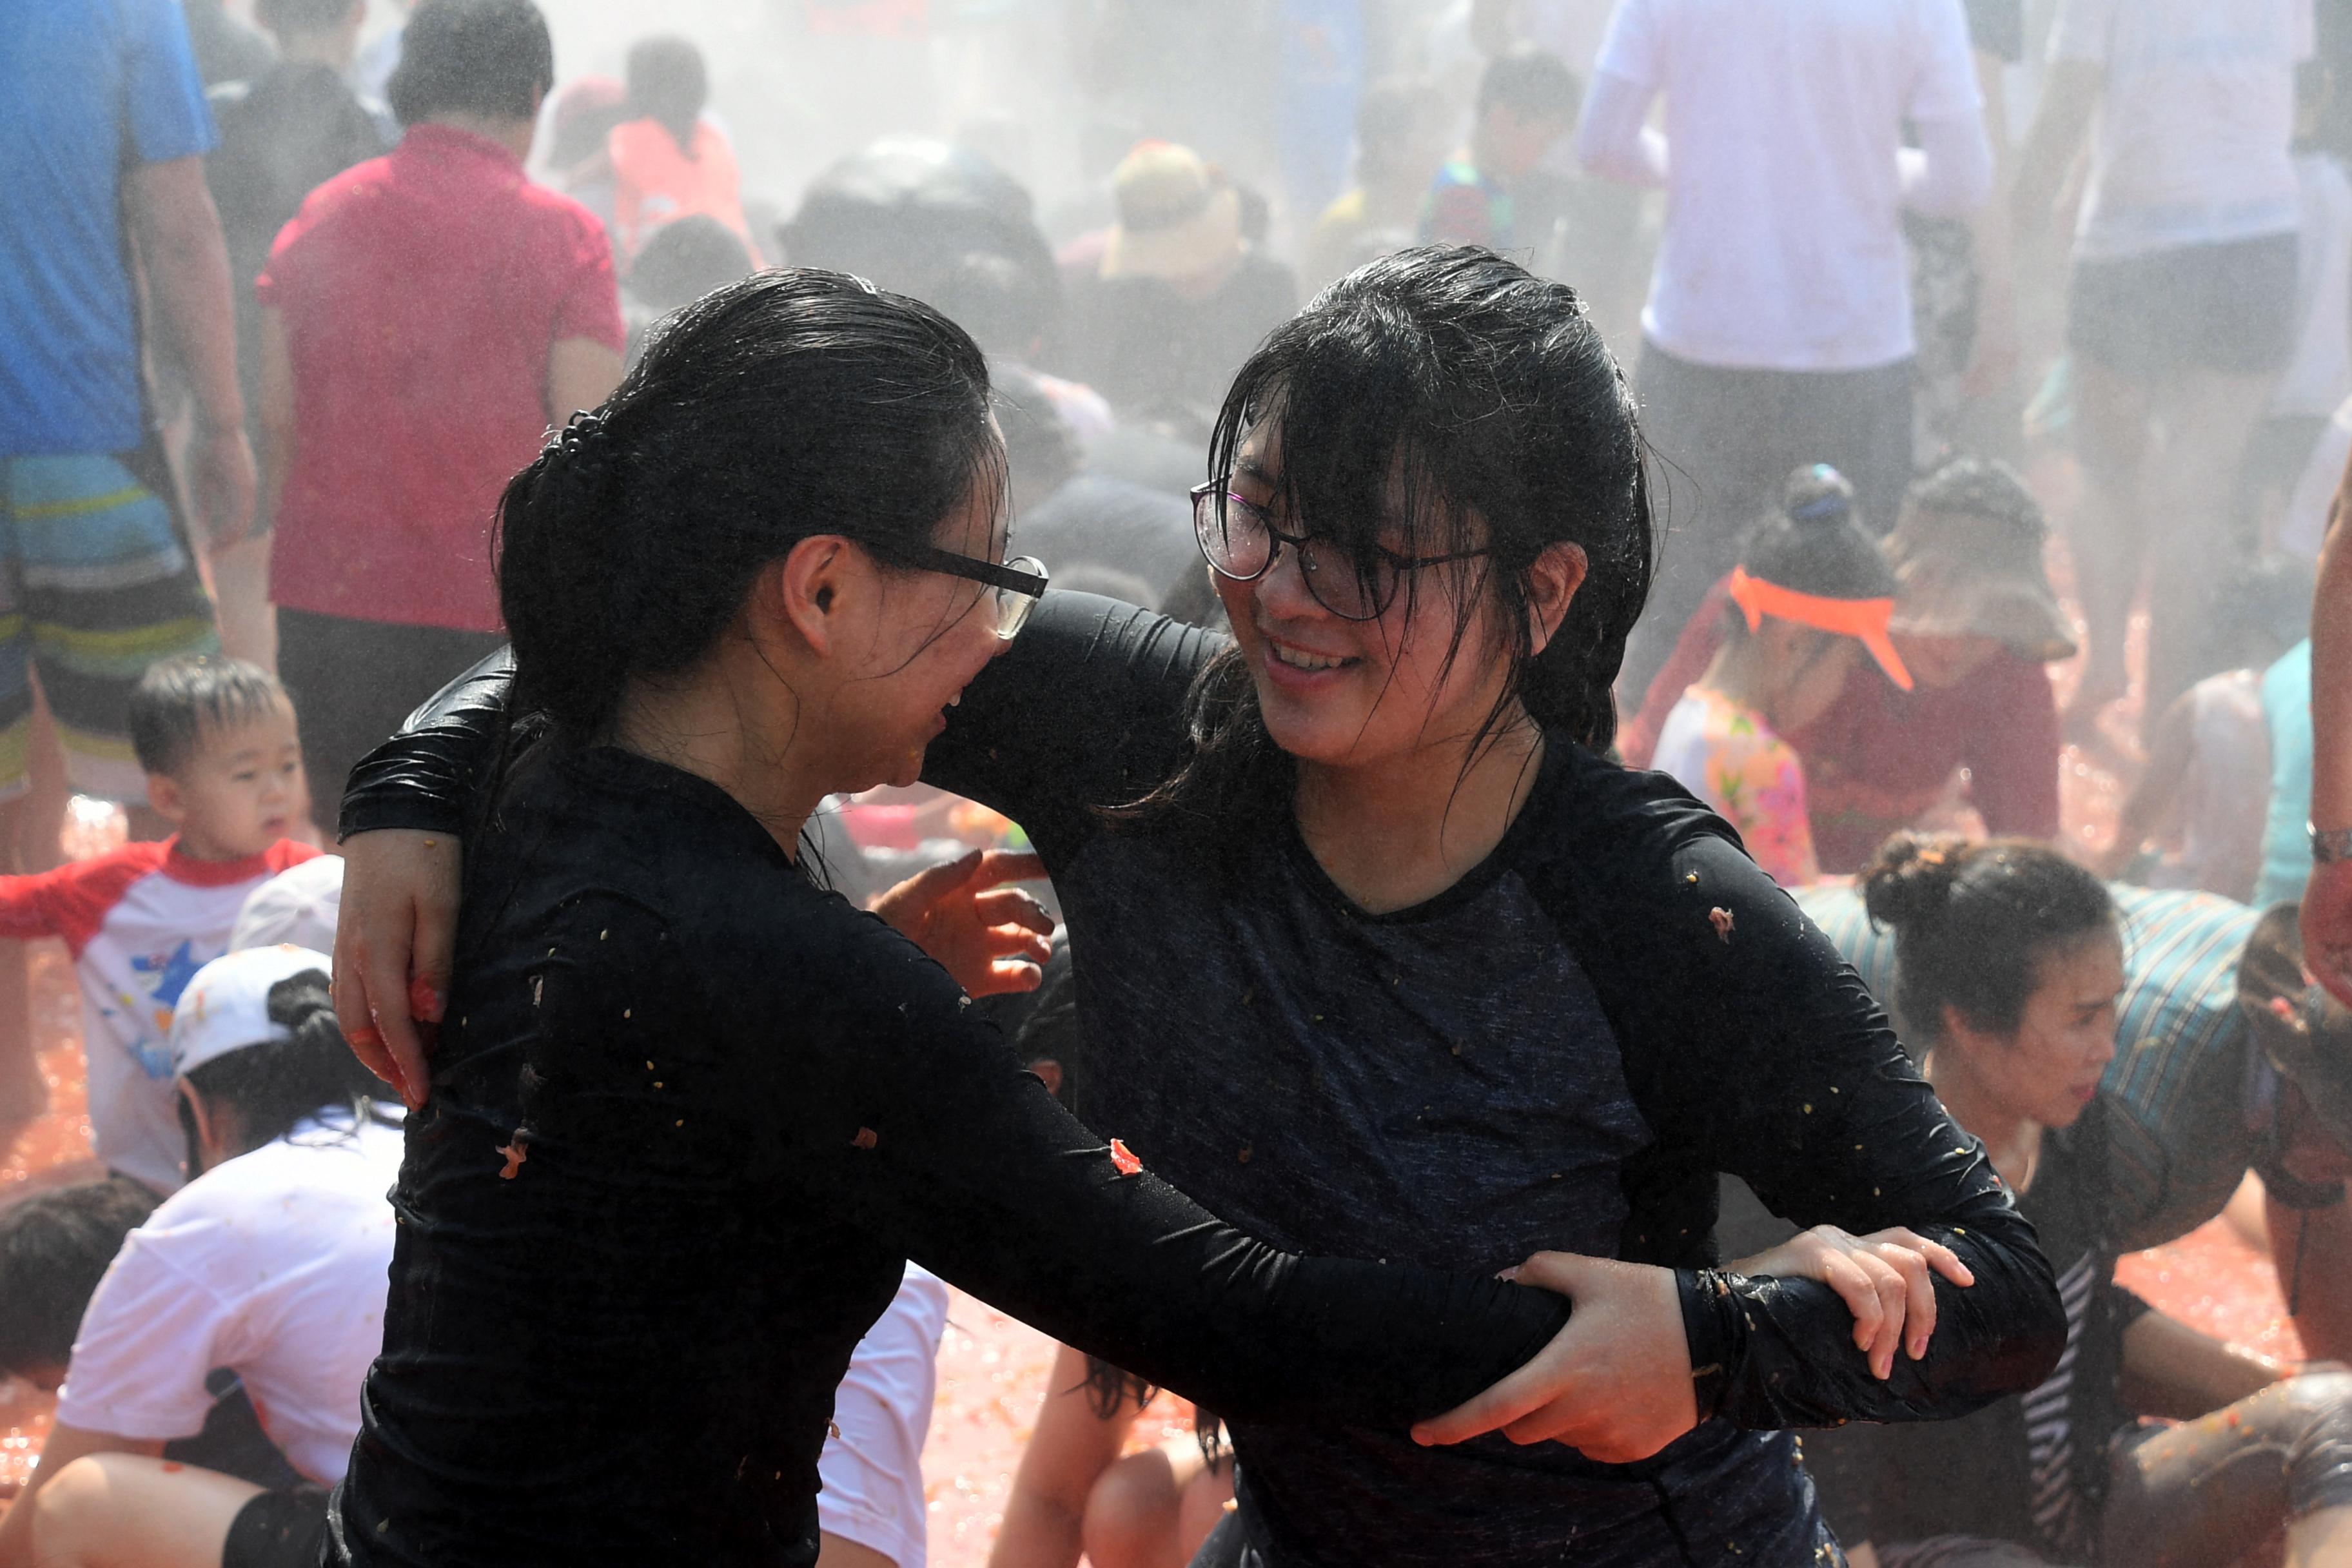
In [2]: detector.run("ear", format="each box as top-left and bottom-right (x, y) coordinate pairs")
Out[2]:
(1525, 542), (1589, 658)
(147, 771), (187, 827)
(766, 536), (856, 658)
(179, 1081), (220, 1161)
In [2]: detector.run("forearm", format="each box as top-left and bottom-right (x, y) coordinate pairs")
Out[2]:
(2119, 1309), (2284, 1420)
(2313, 460), (2352, 832)
(127, 159), (244, 432)
(1575, 72), (1668, 188)
(823, 948), (1569, 1428)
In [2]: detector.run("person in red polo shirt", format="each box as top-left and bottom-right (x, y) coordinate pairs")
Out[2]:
(253, 0), (623, 805)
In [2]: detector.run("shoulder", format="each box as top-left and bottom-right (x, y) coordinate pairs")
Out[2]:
(55, 840), (173, 901)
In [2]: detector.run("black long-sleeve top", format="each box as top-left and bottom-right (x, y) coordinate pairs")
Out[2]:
(324, 746), (1574, 1566)
(342, 594), (2068, 1568)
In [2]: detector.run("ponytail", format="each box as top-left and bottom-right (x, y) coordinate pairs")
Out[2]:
(181, 970), (380, 1150)
(1860, 833), (2115, 1041)
(493, 270), (997, 752)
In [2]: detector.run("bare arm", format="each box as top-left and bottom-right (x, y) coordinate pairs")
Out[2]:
(2011, 58), (2102, 237)
(0, 1424), (164, 1568)
(2117, 1309), (2285, 1422)
(1575, 70), (1669, 188)
(257, 306), (294, 531)
(124, 156), (255, 549)
(988, 1342), (1141, 1568)
(545, 337), (624, 426)
(2101, 687), (2198, 876)
(2306, 453), (2352, 1001)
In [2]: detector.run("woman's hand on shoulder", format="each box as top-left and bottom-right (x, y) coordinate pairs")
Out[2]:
(1731, 1225), (1975, 1380)
(871, 848), (1054, 998)
(333, 828), (462, 1112)
(1409, 1252), (1698, 1464)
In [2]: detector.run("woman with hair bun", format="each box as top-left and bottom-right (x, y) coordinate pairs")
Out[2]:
(1812, 834), (2352, 1568)
(1652, 464), (1914, 884)
(335, 247), (2067, 1566)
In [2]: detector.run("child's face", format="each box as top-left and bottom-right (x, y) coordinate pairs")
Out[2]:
(1482, 107), (1569, 181)
(150, 700), (308, 859)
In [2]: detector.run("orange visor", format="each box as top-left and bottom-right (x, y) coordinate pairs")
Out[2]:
(1727, 567), (1914, 692)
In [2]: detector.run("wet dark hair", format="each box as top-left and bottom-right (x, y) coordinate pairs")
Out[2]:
(179, 971), (382, 1165)
(1905, 455), (2046, 539)
(254, 0), (357, 38)
(387, 0), (554, 128)
(1476, 46), (1581, 123)
(496, 269), (999, 743)
(0, 1178), (161, 1375)
(128, 655), (289, 777)
(1126, 247), (1650, 825)
(1741, 466), (1897, 599)
(1861, 833), (2117, 1042)
(625, 34), (707, 155)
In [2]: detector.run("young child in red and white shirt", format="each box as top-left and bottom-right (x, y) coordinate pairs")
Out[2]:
(0, 657), (315, 1192)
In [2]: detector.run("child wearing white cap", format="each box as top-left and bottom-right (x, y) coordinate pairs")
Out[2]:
(0, 945), (397, 1568)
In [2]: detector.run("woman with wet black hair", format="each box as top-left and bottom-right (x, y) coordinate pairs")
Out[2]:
(337, 248), (2068, 1567)
(314, 268), (1650, 1568)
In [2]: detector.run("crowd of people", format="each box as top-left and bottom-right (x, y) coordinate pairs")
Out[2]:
(3, 0), (2352, 1566)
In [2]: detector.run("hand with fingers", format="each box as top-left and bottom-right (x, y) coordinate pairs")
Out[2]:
(870, 848), (1055, 998)
(2303, 860), (2352, 1008)
(1408, 1226), (1979, 1462)
(332, 828), (462, 1112)
(1409, 1253), (1698, 1463)
(1729, 1224), (1975, 1380)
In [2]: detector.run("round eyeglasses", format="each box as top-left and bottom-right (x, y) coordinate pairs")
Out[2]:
(1190, 483), (1486, 622)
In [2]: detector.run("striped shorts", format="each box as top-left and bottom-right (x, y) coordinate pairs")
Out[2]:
(0, 449), (220, 801)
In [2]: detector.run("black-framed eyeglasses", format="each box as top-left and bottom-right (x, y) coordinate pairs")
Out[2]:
(869, 542), (1049, 640)
(1190, 482), (1488, 622)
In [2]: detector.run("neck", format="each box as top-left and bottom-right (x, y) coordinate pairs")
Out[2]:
(428, 112), (533, 161)
(611, 665), (828, 857)
(1293, 709), (1544, 914)
(1924, 1046), (2042, 1191)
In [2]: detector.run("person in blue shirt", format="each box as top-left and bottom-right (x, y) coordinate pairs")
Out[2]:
(0, 0), (249, 1174)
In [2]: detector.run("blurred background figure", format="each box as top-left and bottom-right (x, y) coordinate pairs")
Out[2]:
(204, 0), (393, 671)
(1578, 0), (1991, 701)
(1058, 141), (1297, 439)
(1418, 45), (1580, 258)
(1304, 75), (1449, 291)
(255, 0), (622, 807)
(2016, 0), (2311, 740)
(609, 34), (760, 268)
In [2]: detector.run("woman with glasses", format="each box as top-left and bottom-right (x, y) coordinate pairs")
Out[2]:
(333, 249), (2067, 1567)
(310, 270), (1655, 1566)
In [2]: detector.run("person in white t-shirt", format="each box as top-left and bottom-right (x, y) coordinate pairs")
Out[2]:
(1576, 0), (1993, 701)
(0, 945), (395, 1568)
(2016, 0), (2315, 735)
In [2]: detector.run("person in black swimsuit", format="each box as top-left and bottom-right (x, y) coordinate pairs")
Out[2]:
(335, 249), (2070, 1567)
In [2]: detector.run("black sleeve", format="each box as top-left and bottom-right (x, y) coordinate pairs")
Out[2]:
(919, 592), (1226, 861)
(338, 649), (514, 840)
(337, 592), (1226, 862)
(1529, 761), (2067, 1431)
(702, 901), (1571, 1429)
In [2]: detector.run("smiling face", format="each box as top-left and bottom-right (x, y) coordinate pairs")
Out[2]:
(1210, 430), (1562, 774)
(1944, 927), (2126, 1131)
(815, 478), (1017, 794)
